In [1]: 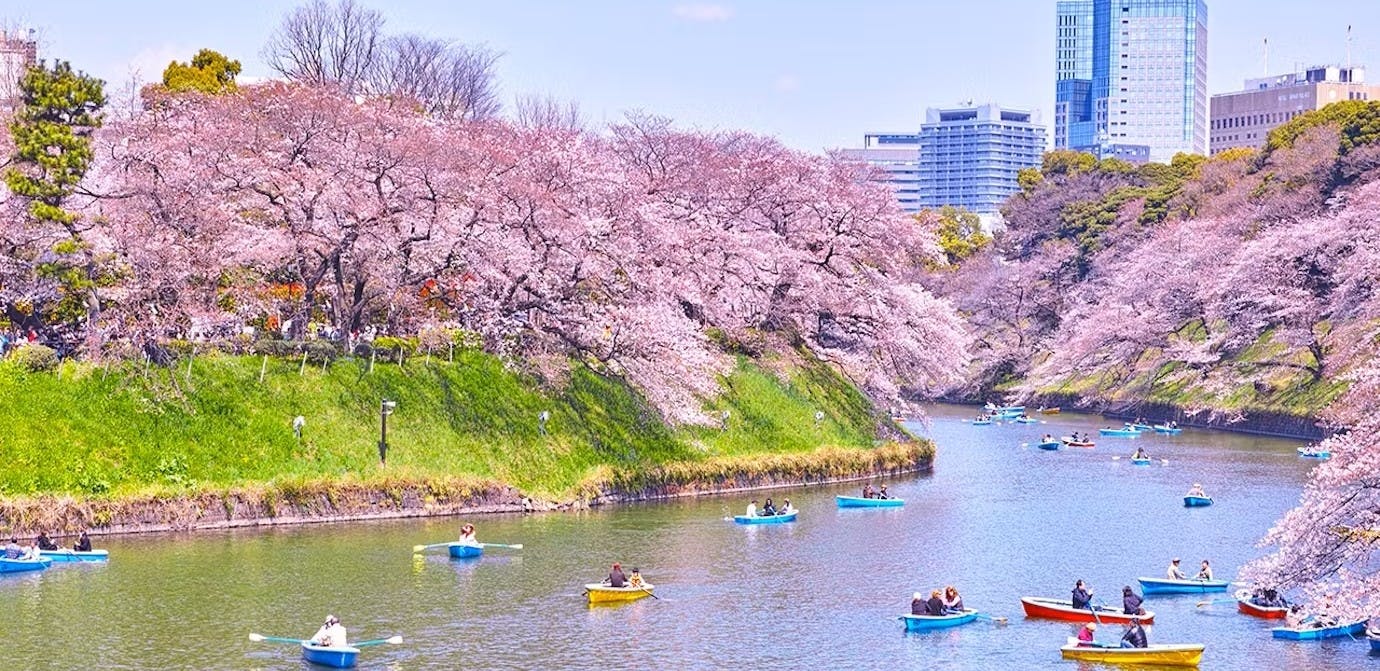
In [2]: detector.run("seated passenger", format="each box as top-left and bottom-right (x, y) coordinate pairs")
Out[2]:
(942, 586), (965, 614)
(925, 590), (946, 616)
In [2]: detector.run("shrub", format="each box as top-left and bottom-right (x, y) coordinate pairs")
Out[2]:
(11, 344), (59, 372)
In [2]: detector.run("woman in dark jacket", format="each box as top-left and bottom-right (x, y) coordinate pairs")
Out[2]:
(911, 592), (926, 615)
(1122, 586), (1144, 615)
(925, 590), (946, 615)
(1071, 580), (1094, 609)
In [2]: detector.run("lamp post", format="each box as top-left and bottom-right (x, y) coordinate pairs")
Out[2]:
(379, 399), (397, 464)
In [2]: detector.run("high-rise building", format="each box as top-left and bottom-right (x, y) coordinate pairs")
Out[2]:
(841, 103), (1046, 217)
(1210, 66), (1380, 155)
(1, 28), (38, 111)
(1055, 0), (1208, 163)
(917, 104), (1046, 214)
(836, 133), (924, 214)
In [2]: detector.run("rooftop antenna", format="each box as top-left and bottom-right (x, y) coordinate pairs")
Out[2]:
(1347, 25), (1353, 74)
(1263, 37), (1269, 77)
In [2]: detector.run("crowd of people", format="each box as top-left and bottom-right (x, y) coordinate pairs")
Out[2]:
(744, 497), (797, 517)
(2, 531), (91, 559)
(1165, 557), (1213, 580)
(602, 562), (646, 589)
(910, 586), (966, 616)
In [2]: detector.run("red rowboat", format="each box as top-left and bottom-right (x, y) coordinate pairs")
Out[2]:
(1237, 598), (1288, 619)
(1020, 597), (1155, 624)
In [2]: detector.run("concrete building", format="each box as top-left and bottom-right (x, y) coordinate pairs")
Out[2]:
(836, 133), (924, 214)
(0, 28), (38, 111)
(1210, 65), (1380, 155)
(1055, 0), (1208, 163)
(917, 103), (1046, 214)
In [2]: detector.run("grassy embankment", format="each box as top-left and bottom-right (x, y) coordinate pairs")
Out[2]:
(0, 348), (927, 529)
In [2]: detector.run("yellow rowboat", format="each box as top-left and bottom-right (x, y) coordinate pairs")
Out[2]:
(584, 583), (655, 604)
(1060, 643), (1204, 667)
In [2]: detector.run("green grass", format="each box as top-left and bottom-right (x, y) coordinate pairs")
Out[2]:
(0, 350), (886, 500)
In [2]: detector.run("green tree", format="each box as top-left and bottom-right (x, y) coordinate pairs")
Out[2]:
(5, 60), (108, 324)
(162, 48), (241, 94)
(1041, 149), (1097, 177)
(1016, 167), (1044, 194)
(1266, 100), (1380, 154)
(927, 206), (991, 266)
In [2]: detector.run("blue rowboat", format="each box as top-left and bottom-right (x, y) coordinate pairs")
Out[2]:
(1297, 447), (1330, 459)
(38, 549), (109, 563)
(447, 543), (483, 559)
(1183, 496), (1213, 507)
(1153, 425), (1183, 434)
(1369, 633), (1380, 651)
(301, 642), (360, 668)
(1271, 620), (1366, 641)
(1127, 423), (1155, 431)
(733, 511), (798, 525)
(1136, 577), (1230, 595)
(1100, 428), (1140, 437)
(836, 496), (904, 508)
(0, 557), (52, 574)
(900, 609), (978, 631)
(1011, 417), (1039, 424)
(1037, 441), (1061, 450)
(971, 419), (992, 425)
(1131, 458), (1152, 466)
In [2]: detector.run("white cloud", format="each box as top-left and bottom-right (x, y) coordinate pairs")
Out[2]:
(773, 74), (799, 93)
(672, 4), (733, 22)
(120, 43), (190, 86)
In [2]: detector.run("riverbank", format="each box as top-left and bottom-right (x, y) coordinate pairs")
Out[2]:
(0, 441), (932, 537)
(0, 348), (927, 537)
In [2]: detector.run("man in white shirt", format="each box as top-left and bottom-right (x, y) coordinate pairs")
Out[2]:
(311, 615), (347, 648)
(745, 500), (758, 517)
(1167, 558), (1186, 580)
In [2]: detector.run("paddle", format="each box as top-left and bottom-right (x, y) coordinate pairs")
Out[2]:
(411, 542), (452, 553)
(638, 585), (660, 600)
(973, 612), (1008, 625)
(248, 633), (304, 645)
(480, 543), (523, 550)
(355, 635), (404, 647)
(1195, 597), (1238, 607)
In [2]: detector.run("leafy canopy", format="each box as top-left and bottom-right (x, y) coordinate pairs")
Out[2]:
(926, 206), (990, 265)
(5, 60), (106, 226)
(162, 49), (242, 94)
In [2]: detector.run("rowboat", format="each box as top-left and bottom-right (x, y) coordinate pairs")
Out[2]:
(1060, 643), (1204, 667)
(1127, 423), (1155, 431)
(1183, 495), (1213, 507)
(1037, 441), (1061, 450)
(585, 582), (655, 604)
(733, 511), (798, 524)
(1297, 447), (1330, 459)
(1131, 458), (1152, 466)
(1011, 417), (1039, 424)
(1237, 598), (1288, 619)
(1154, 425), (1183, 434)
(1019, 597), (1154, 624)
(1137, 577), (1230, 595)
(836, 496), (903, 508)
(1060, 437), (1095, 448)
(1271, 620), (1365, 640)
(447, 543), (483, 559)
(1369, 631), (1380, 651)
(1039, 407), (1061, 414)
(971, 418), (992, 425)
(1100, 428), (1140, 437)
(899, 609), (978, 631)
(38, 549), (109, 563)
(0, 556), (52, 573)
(300, 642), (360, 668)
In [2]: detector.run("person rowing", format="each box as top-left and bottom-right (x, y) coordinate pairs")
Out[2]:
(861, 484), (875, 499)
(1071, 579), (1094, 610)
(942, 586), (965, 614)
(1132, 446), (1149, 460)
(876, 485), (890, 500)
(1167, 557), (1187, 579)
(74, 531), (92, 552)
(1122, 585), (1144, 615)
(458, 523), (478, 546)
(605, 562), (628, 588)
(1186, 483), (1207, 498)
(1196, 559), (1214, 580)
(310, 615), (347, 648)
(761, 498), (777, 516)
(1120, 617), (1148, 648)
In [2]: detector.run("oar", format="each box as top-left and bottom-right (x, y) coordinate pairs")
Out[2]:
(1195, 596), (1239, 607)
(638, 585), (660, 600)
(354, 635), (404, 647)
(480, 542), (523, 550)
(411, 542), (452, 553)
(248, 633), (304, 645)
(974, 612), (1008, 625)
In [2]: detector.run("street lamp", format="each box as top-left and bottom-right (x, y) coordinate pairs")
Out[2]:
(379, 400), (397, 464)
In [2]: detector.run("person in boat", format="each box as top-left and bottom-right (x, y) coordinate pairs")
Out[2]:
(1122, 585), (1144, 615)
(4, 538), (22, 559)
(35, 531), (58, 552)
(745, 499), (758, 517)
(1196, 559), (1213, 580)
(1169, 421), (1179, 429)
(1186, 483), (1207, 498)
(458, 523), (478, 546)
(761, 498), (777, 516)
(310, 615), (347, 648)
(942, 586), (964, 614)
(1131, 446), (1149, 460)
(876, 485), (890, 500)
(18, 540), (39, 560)
(1285, 605), (1308, 628)
(1257, 588), (1286, 608)
(74, 531), (92, 552)
(605, 562), (628, 588)
(1076, 622), (1098, 647)
(925, 590), (946, 616)
(861, 484), (874, 499)
(1167, 558), (1186, 580)
(1071, 580), (1094, 610)
(779, 499), (796, 515)
(628, 567), (645, 589)
(1042, 434), (1054, 443)
(911, 592), (926, 615)
(1120, 617), (1148, 648)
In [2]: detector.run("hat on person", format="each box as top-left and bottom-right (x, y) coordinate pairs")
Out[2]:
(1172, 558), (1180, 563)
(1085, 622), (1097, 630)
(913, 592), (923, 600)
(631, 567), (640, 572)
(325, 615), (338, 625)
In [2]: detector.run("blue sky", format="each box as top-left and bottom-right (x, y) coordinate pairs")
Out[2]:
(10, 1), (1380, 151)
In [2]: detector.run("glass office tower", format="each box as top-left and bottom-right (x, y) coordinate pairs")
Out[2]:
(1054, 0), (1207, 162)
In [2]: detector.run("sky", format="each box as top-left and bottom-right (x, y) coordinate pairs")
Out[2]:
(7, 1), (1380, 152)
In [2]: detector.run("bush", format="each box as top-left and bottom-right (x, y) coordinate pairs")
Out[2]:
(11, 344), (59, 372)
